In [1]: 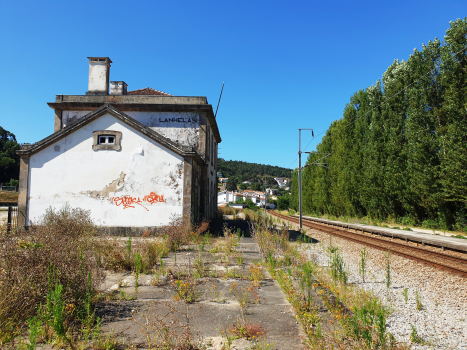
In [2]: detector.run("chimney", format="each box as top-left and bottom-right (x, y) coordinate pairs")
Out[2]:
(86, 57), (112, 95)
(110, 81), (128, 95)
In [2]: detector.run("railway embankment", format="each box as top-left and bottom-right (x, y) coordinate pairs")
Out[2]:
(269, 211), (467, 350)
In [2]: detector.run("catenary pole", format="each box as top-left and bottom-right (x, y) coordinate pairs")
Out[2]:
(299, 130), (302, 230)
(298, 128), (313, 231)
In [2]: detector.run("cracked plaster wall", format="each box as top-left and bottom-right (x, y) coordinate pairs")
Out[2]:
(62, 110), (200, 149)
(28, 113), (184, 227)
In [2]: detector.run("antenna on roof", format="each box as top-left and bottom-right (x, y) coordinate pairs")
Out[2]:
(215, 82), (225, 118)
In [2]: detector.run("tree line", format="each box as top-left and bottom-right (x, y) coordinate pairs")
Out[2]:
(0, 127), (20, 186)
(291, 19), (467, 231)
(217, 158), (292, 179)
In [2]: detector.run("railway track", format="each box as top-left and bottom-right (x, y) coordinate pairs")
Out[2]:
(268, 210), (467, 278)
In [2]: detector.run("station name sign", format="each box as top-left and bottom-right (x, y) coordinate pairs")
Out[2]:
(158, 117), (198, 123)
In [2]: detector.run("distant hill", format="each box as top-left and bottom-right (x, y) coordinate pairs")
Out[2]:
(217, 158), (291, 179)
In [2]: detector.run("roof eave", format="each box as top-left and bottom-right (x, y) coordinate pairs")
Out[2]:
(17, 104), (207, 161)
(47, 101), (221, 144)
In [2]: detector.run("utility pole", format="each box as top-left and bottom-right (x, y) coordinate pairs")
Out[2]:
(298, 128), (313, 230)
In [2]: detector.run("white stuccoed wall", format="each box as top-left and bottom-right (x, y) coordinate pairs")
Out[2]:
(126, 111), (200, 148)
(88, 63), (108, 92)
(62, 111), (200, 148)
(28, 113), (184, 227)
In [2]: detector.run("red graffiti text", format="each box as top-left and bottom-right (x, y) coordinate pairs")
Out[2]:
(110, 192), (166, 210)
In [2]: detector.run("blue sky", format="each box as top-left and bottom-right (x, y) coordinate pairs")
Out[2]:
(0, 0), (465, 169)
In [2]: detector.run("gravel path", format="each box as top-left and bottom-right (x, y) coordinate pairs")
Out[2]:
(279, 216), (467, 350)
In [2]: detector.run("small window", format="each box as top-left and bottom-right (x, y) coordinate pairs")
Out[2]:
(98, 135), (115, 145)
(92, 130), (122, 151)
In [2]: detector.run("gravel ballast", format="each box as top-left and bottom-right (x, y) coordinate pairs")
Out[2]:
(281, 217), (467, 350)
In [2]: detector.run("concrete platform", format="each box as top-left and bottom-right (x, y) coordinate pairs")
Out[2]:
(95, 237), (306, 349)
(294, 215), (467, 253)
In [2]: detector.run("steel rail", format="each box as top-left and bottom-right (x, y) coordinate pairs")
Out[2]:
(269, 211), (467, 278)
(304, 219), (467, 265)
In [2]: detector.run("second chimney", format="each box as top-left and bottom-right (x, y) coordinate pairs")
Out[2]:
(110, 81), (128, 95)
(86, 57), (112, 95)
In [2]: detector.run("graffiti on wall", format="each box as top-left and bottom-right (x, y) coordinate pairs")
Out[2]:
(110, 192), (165, 211)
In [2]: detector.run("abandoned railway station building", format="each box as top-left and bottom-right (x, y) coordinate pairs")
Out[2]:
(17, 57), (220, 233)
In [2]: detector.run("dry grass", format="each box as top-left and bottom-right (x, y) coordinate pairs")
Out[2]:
(159, 215), (200, 249)
(219, 206), (245, 216)
(0, 206), (102, 343)
(0, 190), (19, 202)
(100, 237), (170, 272)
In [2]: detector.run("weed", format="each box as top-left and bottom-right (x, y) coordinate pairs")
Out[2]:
(193, 252), (209, 278)
(125, 237), (133, 263)
(160, 215), (196, 250)
(249, 263), (264, 287)
(410, 324), (424, 343)
(347, 299), (391, 348)
(403, 288), (408, 303)
(173, 275), (200, 303)
(385, 250), (391, 293)
(330, 249), (348, 284)
(160, 257), (166, 275)
(224, 266), (241, 278)
(26, 316), (41, 350)
(211, 267), (219, 278)
(299, 261), (314, 302)
(135, 252), (142, 296)
(207, 283), (225, 303)
(266, 251), (277, 274)
(229, 283), (250, 311)
(119, 288), (135, 301)
(236, 253), (244, 265)
(358, 247), (369, 283)
(221, 328), (235, 350)
(316, 322), (322, 338)
(327, 235), (338, 255)
(93, 331), (121, 350)
(81, 272), (96, 342)
(415, 291), (423, 311)
(229, 316), (264, 339)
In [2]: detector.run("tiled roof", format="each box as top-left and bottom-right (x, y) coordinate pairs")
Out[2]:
(127, 87), (172, 96)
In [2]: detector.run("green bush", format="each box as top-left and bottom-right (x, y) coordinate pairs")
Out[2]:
(422, 219), (439, 230)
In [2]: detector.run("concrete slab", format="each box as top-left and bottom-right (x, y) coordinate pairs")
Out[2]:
(95, 237), (305, 349)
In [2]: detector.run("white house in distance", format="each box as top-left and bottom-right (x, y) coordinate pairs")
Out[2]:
(274, 177), (288, 187)
(17, 57), (221, 234)
(217, 190), (273, 208)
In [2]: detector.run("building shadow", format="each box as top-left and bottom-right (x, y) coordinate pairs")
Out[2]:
(209, 218), (252, 237)
(286, 229), (319, 244)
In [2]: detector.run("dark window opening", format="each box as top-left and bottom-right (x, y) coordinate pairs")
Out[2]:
(98, 135), (116, 145)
